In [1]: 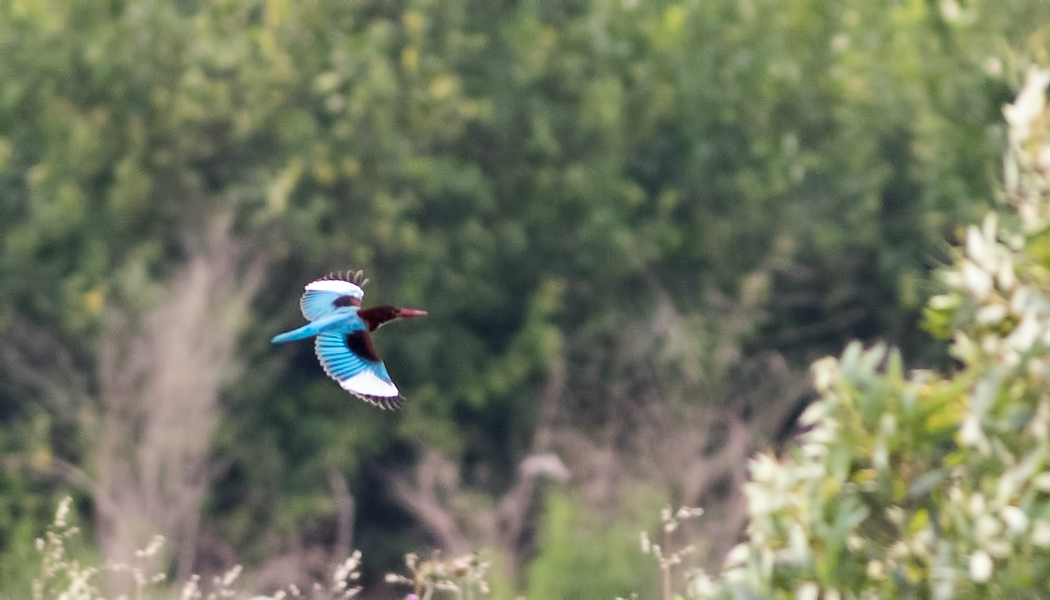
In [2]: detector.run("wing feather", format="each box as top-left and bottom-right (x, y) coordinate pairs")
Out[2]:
(314, 330), (403, 409)
(300, 278), (365, 321)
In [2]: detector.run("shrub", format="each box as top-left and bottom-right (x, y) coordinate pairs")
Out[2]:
(675, 66), (1050, 599)
(27, 497), (364, 600)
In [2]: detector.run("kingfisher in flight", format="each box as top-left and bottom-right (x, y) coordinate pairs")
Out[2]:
(271, 270), (426, 409)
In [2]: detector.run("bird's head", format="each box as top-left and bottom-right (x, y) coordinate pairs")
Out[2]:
(359, 305), (427, 331)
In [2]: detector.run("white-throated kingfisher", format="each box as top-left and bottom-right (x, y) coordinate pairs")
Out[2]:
(271, 271), (426, 409)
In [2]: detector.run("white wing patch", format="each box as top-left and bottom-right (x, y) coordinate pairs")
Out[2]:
(305, 279), (365, 297)
(339, 369), (400, 398)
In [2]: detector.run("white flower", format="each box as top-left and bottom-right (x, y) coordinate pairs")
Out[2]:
(686, 571), (719, 596)
(952, 333), (978, 364)
(1040, 145), (1050, 173)
(55, 498), (71, 528)
(975, 514), (1001, 542)
(801, 440), (830, 463)
(959, 414), (986, 448)
(744, 482), (775, 516)
(676, 506), (704, 519)
(1032, 472), (1050, 491)
(996, 257), (1017, 291)
(335, 550), (361, 581)
(969, 550), (993, 583)
(724, 543), (750, 567)
(872, 441), (888, 470)
(1001, 349), (1021, 369)
(748, 454), (780, 483)
(799, 423), (835, 446)
(976, 304), (1007, 325)
(911, 528), (934, 556)
(886, 506), (905, 525)
(788, 523), (810, 563)
(929, 294), (960, 310)
(1001, 506), (1028, 535)
(1003, 66), (1050, 139)
(880, 413), (897, 436)
(962, 261), (993, 300)
(1005, 314), (1041, 352)
(797, 400), (827, 426)
(1032, 520), (1050, 547)
(981, 333), (1001, 355)
(966, 222), (998, 272)
(987, 539), (1012, 558)
(866, 560), (885, 580)
(1028, 358), (1050, 381)
(968, 492), (987, 517)
(1010, 286), (1033, 315)
(812, 357), (839, 391)
(796, 582), (819, 600)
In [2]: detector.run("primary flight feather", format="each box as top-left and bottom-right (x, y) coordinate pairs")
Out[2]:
(271, 271), (426, 409)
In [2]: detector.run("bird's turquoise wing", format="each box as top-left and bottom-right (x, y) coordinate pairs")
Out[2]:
(300, 278), (364, 321)
(314, 330), (402, 409)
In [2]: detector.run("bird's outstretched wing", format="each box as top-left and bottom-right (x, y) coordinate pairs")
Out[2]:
(314, 330), (403, 409)
(300, 271), (368, 321)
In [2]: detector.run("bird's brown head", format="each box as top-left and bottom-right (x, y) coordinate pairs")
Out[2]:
(358, 305), (427, 331)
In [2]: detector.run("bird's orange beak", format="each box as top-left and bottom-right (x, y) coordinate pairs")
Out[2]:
(396, 308), (428, 318)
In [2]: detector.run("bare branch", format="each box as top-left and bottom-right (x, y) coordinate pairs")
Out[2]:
(381, 450), (473, 556)
(93, 216), (264, 591)
(328, 467), (355, 564)
(496, 366), (566, 572)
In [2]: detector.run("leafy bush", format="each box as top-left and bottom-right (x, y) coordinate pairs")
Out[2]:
(674, 66), (1050, 599)
(527, 488), (663, 599)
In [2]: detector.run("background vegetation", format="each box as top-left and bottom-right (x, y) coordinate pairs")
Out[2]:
(1, 0), (1048, 597)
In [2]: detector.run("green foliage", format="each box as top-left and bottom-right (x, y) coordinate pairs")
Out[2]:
(681, 67), (1050, 599)
(1, 514), (49, 597)
(526, 488), (661, 599)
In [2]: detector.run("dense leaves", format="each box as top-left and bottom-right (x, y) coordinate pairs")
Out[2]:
(686, 67), (1050, 599)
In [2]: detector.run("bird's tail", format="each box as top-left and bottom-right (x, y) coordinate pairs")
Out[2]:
(272, 313), (350, 344)
(271, 321), (328, 344)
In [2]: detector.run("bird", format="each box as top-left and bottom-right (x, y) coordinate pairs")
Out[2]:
(271, 270), (426, 409)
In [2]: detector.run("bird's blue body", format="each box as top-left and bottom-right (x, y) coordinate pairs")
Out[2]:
(271, 272), (425, 410)
(270, 311), (365, 345)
